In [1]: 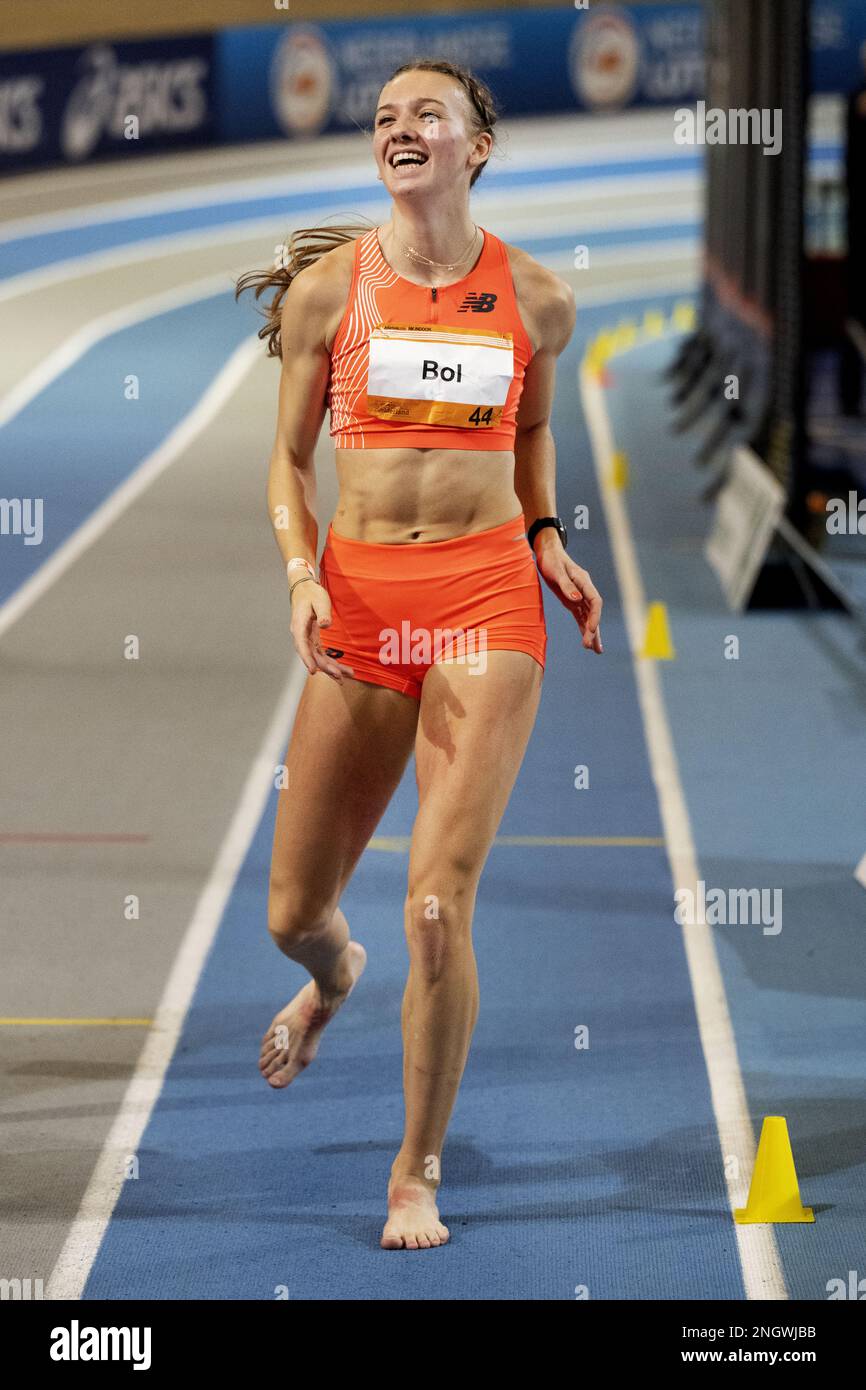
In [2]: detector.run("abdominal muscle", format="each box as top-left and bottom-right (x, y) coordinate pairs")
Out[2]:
(332, 446), (522, 544)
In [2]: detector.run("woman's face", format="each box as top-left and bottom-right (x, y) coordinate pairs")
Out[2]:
(373, 70), (488, 196)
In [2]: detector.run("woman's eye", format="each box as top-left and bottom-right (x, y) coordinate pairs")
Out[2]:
(376, 112), (439, 126)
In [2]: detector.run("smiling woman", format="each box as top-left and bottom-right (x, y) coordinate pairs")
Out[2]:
(235, 59), (499, 359)
(235, 54), (600, 1257)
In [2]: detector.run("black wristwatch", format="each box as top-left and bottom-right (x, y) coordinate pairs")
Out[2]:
(527, 516), (567, 550)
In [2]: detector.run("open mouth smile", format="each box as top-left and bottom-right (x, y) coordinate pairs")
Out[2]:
(389, 150), (429, 169)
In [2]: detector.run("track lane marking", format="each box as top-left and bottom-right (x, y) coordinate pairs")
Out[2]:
(45, 662), (307, 1300)
(369, 834), (665, 851)
(0, 334), (260, 643)
(579, 342), (787, 1302)
(0, 270), (240, 429)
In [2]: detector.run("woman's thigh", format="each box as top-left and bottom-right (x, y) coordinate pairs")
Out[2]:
(409, 651), (543, 891)
(270, 672), (420, 912)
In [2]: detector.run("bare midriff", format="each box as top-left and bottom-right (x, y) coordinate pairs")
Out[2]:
(332, 446), (522, 543)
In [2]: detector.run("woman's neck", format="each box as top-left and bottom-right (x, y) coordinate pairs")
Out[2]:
(383, 207), (480, 282)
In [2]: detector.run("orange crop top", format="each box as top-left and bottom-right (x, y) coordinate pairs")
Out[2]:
(327, 226), (535, 451)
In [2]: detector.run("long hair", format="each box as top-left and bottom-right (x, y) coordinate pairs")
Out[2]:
(234, 58), (500, 359)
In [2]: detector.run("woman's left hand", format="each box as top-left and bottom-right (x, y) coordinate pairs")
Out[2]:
(536, 542), (604, 653)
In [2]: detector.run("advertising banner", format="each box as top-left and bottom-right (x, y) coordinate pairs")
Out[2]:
(0, 36), (215, 172)
(2, 1), (864, 171)
(214, 4), (706, 145)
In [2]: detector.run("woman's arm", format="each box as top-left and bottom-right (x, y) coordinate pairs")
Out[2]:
(513, 271), (603, 654)
(266, 260), (353, 680)
(512, 267), (574, 530)
(267, 265), (333, 575)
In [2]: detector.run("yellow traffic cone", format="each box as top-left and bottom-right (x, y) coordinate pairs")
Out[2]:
(734, 1117), (814, 1224)
(610, 450), (630, 490)
(595, 331), (614, 362)
(673, 300), (696, 331)
(639, 602), (675, 659)
(614, 319), (637, 351)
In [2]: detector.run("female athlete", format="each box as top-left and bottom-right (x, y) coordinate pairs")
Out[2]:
(236, 57), (603, 1252)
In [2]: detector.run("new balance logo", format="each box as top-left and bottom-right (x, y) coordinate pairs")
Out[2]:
(457, 292), (497, 313)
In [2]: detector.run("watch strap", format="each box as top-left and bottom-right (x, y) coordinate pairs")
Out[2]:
(527, 516), (567, 549)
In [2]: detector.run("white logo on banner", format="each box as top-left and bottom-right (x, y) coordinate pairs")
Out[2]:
(0, 76), (44, 152)
(270, 28), (334, 137)
(60, 45), (207, 162)
(569, 8), (641, 110)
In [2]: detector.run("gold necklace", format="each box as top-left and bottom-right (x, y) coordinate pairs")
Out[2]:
(395, 224), (480, 272)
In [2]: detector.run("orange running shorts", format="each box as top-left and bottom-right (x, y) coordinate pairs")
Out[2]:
(317, 512), (547, 700)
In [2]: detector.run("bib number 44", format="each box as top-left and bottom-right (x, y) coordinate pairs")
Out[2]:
(468, 406), (494, 426)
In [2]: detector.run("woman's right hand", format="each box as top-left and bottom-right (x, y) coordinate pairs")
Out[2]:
(289, 581), (355, 682)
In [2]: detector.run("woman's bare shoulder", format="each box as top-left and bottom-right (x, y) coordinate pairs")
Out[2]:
(502, 240), (576, 354)
(281, 235), (360, 350)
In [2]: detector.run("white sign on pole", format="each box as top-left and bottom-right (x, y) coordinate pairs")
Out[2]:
(705, 446), (786, 610)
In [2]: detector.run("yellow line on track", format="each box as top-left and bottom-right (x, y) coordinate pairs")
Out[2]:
(5, 839), (663, 1022)
(368, 835), (665, 851)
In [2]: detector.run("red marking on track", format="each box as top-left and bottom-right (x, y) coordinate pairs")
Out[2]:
(0, 832), (150, 844)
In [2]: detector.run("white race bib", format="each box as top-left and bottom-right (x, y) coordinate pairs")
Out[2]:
(366, 323), (514, 429)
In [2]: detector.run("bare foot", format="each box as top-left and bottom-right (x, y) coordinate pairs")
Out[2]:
(258, 941), (366, 1089)
(381, 1175), (450, 1250)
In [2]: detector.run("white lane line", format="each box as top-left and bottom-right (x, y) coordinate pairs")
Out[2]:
(573, 274), (697, 308)
(45, 661), (306, 1300)
(0, 149), (699, 241)
(0, 179), (701, 306)
(0, 163), (388, 241)
(0, 213), (296, 304)
(0, 269), (239, 429)
(0, 334), (262, 642)
(579, 350), (787, 1302)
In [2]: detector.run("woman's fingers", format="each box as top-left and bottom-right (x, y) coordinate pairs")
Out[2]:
(290, 585), (328, 673)
(290, 590), (355, 683)
(311, 646), (355, 681)
(290, 608), (318, 673)
(553, 560), (604, 653)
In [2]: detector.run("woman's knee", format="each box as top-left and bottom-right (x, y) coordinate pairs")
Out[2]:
(403, 883), (475, 983)
(267, 878), (334, 950)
